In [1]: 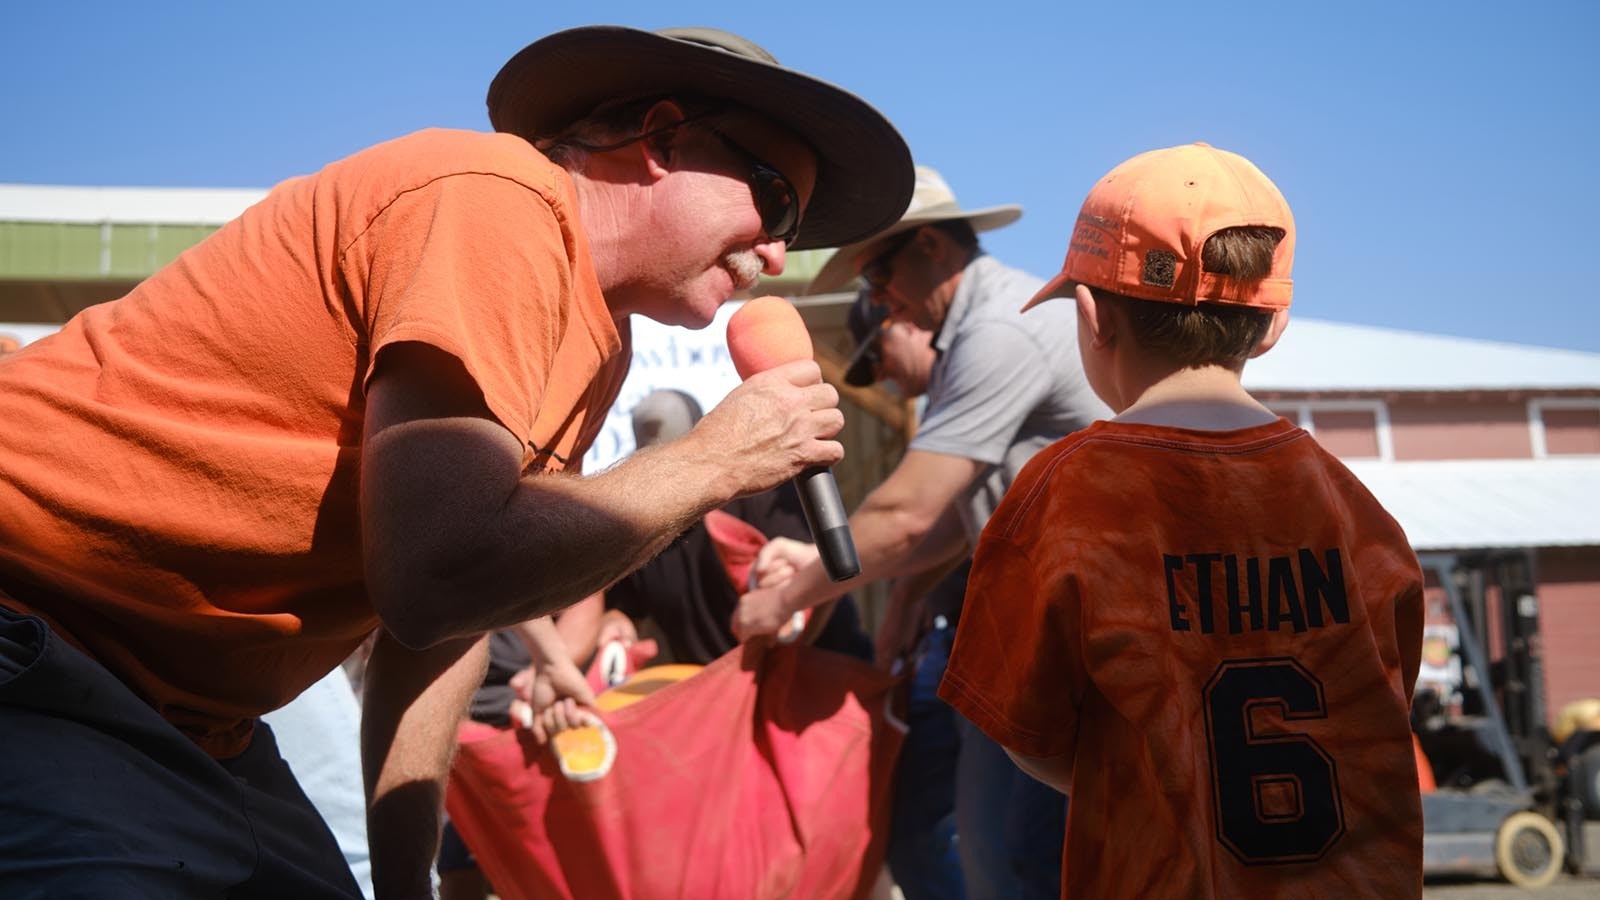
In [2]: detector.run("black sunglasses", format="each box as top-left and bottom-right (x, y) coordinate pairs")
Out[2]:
(704, 128), (802, 247)
(571, 113), (803, 247)
(844, 306), (890, 387)
(861, 229), (920, 289)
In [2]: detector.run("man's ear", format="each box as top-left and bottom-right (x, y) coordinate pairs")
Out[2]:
(638, 99), (689, 179)
(908, 225), (937, 260)
(1250, 308), (1291, 358)
(1074, 283), (1113, 349)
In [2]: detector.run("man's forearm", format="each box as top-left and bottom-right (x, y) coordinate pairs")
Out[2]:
(467, 443), (733, 625)
(365, 349), (844, 649)
(372, 431), (737, 647)
(361, 631), (488, 899)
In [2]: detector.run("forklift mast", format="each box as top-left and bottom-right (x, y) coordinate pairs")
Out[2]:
(1483, 551), (1555, 793)
(1427, 550), (1558, 803)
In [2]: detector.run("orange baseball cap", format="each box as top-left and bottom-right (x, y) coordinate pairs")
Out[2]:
(1023, 143), (1294, 312)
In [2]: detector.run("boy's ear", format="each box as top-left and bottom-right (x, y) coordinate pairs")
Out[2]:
(1249, 308), (1292, 358)
(1074, 283), (1113, 349)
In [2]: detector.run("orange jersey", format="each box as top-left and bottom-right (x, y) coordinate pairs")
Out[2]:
(940, 418), (1423, 899)
(0, 129), (629, 756)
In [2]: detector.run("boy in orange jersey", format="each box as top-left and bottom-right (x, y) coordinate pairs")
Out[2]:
(938, 143), (1424, 898)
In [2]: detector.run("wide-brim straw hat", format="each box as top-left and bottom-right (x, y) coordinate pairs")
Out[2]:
(488, 25), (914, 253)
(806, 165), (1021, 294)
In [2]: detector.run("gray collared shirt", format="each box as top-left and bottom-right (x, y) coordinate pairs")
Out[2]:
(911, 253), (1110, 543)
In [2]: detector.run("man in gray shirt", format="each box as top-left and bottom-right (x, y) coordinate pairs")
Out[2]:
(735, 166), (1108, 899)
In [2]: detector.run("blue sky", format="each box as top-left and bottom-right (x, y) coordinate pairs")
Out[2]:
(3, 1), (1596, 352)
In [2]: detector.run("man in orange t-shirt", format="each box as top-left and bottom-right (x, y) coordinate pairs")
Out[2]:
(0, 26), (913, 899)
(939, 144), (1424, 898)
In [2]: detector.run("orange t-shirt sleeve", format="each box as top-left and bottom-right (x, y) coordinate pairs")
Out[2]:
(939, 531), (1085, 760)
(355, 172), (573, 443)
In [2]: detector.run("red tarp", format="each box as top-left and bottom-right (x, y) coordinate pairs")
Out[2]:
(446, 643), (905, 900)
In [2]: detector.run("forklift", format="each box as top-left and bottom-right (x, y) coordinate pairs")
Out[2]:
(1415, 550), (1600, 888)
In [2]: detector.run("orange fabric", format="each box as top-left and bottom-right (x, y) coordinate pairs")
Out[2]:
(1413, 734), (1436, 793)
(940, 418), (1424, 899)
(446, 644), (905, 900)
(0, 129), (628, 757)
(591, 664), (700, 712)
(703, 508), (771, 590)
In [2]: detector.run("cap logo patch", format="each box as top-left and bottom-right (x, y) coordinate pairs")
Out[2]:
(1142, 250), (1177, 288)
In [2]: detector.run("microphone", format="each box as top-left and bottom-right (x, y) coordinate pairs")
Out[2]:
(726, 297), (861, 583)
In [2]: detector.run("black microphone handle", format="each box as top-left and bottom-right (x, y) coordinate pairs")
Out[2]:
(794, 466), (861, 582)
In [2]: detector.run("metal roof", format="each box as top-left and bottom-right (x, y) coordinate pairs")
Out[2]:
(1244, 318), (1600, 392)
(1344, 457), (1600, 550)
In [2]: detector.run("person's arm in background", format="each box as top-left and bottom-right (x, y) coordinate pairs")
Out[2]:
(504, 599), (645, 742)
(500, 614), (597, 743)
(734, 449), (984, 639)
(785, 501), (969, 655)
(550, 593), (604, 666)
(361, 630), (488, 900)
(871, 507), (970, 667)
(507, 595), (644, 738)
(361, 344), (843, 649)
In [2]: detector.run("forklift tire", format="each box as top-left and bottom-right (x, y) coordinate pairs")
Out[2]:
(1495, 811), (1564, 888)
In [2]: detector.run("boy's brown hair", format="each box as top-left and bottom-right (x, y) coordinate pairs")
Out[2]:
(1107, 225), (1285, 368)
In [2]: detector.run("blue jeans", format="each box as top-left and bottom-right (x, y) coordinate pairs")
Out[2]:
(890, 620), (1067, 900)
(888, 620), (967, 900)
(0, 606), (364, 900)
(955, 716), (1067, 899)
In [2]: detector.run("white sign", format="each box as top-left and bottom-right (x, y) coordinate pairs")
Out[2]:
(582, 302), (746, 473)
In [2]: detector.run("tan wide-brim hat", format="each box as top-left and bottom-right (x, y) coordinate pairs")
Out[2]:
(805, 165), (1021, 295)
(488, 25), (914, 253)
